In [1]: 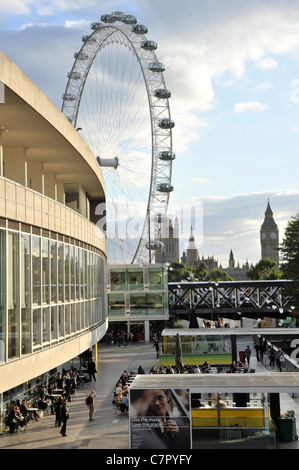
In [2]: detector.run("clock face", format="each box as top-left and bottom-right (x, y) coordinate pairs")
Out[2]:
(261, 232), (266, 240)
(270, 232), (276, 239)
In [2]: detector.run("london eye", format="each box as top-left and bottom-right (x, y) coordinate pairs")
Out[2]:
(62, 11), (175, 264)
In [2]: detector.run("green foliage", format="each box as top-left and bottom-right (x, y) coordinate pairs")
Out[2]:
(280, 213), (299, 308)
(168, 262), (193, 281)
(194, 262), (208, 281)
(168, 262), (233, 282)
(246, 258), (282, 280)
(208, 269), (233, 281)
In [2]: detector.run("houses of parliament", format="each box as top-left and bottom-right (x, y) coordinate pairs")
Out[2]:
(155, 200), (279, 280)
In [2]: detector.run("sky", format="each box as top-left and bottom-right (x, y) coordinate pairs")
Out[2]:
(1, 0), (299, 267)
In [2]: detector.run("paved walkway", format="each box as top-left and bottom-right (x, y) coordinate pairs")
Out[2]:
(1, 337), (299, 450)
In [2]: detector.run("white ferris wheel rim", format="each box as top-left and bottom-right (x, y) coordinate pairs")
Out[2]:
(61, 12), (174, 264)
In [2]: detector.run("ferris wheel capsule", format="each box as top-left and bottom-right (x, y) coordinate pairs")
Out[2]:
(90, 22), (103, 30)
(158, 118), (175, 129)
(156, 183), (174, 193)
(74, 52), (89, 60)
(132, 24), (148, 34)
(67, 71), (82, 80)
(149, 62), (165, 72)
(158, 151), (176, 161)
(123, 15), (138, 24)
(101, 14), (115, 23)
(111, 11), (125, 21)
(82, 35), (97, 42)
(141, 40), (158, 51)
(146, 240), (163, 250)
(154, 89), (171, 99)
(62, 93), (76, 101)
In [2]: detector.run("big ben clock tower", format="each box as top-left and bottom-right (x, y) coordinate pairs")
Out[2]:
(260, 200), (279, 265)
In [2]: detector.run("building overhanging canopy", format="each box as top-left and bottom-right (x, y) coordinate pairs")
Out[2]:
(0, 50), (105, 201)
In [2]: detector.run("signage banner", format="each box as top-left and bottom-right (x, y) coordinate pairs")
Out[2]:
(129, 388), (191, 449)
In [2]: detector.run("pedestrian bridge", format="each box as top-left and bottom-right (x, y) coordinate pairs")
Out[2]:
(168, 280), (294, 323)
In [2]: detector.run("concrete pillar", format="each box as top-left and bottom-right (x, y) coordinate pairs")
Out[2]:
(27, 161), (44, 194)
(3, 148), (27, 185)
(44, 172), (57, 200)
(144, 320), (150, 341)
(56, 183), (65, 204)
(269, 393), (281, 428)
(231, 335), (237, 362)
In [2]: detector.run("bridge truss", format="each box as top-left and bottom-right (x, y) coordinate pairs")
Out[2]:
(168, 280), (294, 323)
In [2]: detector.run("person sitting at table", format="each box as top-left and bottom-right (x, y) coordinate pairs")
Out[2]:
(39, 387), (47, 400)
(229, 361), (238, 373)
(120, 392), (129, 413)
(70, 369), (79, 388)
(56, 373), (65, 390)
(149, 365), (157, 374)
(114, 392), (123, 407)
(38, 396), (49, 411)
(20, 399), (31, 423)
(236, 360), (246, 372)
(115, 382), (123, 396)
(202, 361), (211, 373)
(6, 406), (22, 433)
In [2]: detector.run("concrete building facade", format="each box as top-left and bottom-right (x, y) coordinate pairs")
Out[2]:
(0, 51), (107, 413)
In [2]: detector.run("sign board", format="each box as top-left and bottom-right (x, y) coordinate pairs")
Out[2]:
(129, 388), (192, 449)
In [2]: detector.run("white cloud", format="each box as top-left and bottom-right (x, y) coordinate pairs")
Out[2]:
(234, 101), (267, 113)
(255, 81), (273, 90)
(256, 56), (278, 70)
(0, 0), (95, 16)
(170, 190), (299, 266)
(189, 178), (212, 184)
(0, 0), (31, 15)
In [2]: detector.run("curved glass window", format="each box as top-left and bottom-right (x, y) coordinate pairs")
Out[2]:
(0, 227), (107, 362)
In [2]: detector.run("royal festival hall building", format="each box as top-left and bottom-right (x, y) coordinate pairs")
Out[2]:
(0, 51), (107, 429)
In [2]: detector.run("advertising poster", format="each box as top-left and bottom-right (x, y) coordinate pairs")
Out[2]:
(129, 388), (191, 449)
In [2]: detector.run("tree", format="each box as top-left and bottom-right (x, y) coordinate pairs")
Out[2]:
(208, 269), (233, 282)
(280, 213), (299, 308)
(168, 262), (193, 282)
(246, 258), (282, 280)
(194, 261), (208, 281)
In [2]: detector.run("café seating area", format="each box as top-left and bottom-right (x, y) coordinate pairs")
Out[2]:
(2, 367), (89, 435)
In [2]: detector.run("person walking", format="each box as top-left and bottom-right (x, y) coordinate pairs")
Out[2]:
(245, 345), (251, 367)
(276, 348), (284, 371)
(87, 358), (97, 382)
(86, 390), (96, 421)
(54, 395), (63, 428)
(254, 343), (260, 361)
(60, 399), (69, 437)
(154, 340), (160, 358)
(269, 347), (275, 366)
